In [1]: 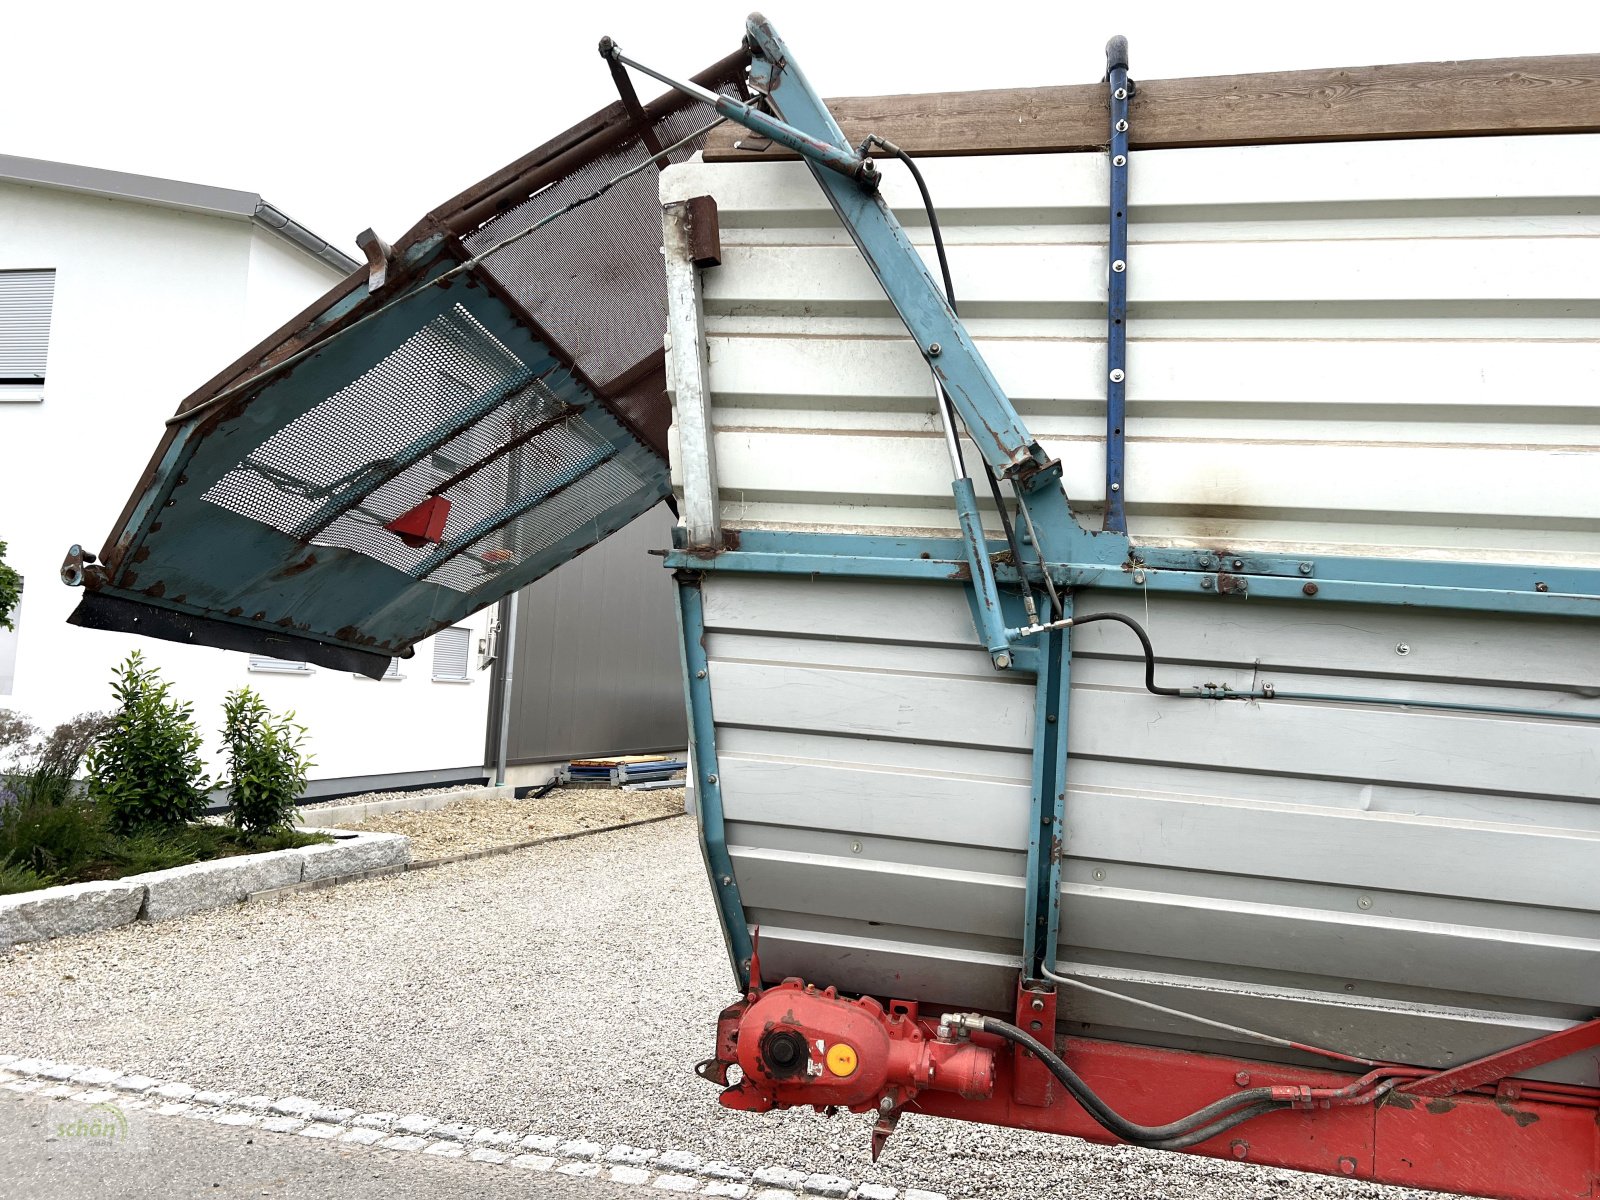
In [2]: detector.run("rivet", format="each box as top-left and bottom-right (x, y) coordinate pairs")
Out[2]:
(1232, 558), (1243, 570)
(927, 342), (942, 356)
(1201, 577), (1214, 590)
(706, 773), (719, 784)
(1302, 582), (1319, 596)
(696, 669), (707, 679)
(1115, 119), (1128, 132)
(1231, 1140), (1249, 1160)
(1111, 259), (1126, 273)
(1339, 1158), (1357, 1176)
(1395, 643), (1410, 656)
(850, 840), (862, 854)
(1112, 154), (1127, 167)
(1109, 369), (1125, 383)
(1093, 868), (1106, 881)
(1358, 895), (1373, 910)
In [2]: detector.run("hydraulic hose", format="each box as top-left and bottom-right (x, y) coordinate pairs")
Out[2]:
(975, 1016), (1289, 1147)
(1052, 612), (1182, 696)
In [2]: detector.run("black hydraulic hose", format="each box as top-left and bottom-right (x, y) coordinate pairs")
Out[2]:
(980, 1018), (1289, 1146)
(1064, 612), (1182, 696)
(884, 141), (1038, 614)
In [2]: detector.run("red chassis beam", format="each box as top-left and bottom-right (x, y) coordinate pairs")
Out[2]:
(909, 1032), (1599, 1200)
(703, 975), (1600, 1200)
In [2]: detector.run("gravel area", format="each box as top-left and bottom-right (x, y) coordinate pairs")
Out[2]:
(296, 783), (485, 811)
(0, 819), (1444, 1200)
(332, 787), (684, 859)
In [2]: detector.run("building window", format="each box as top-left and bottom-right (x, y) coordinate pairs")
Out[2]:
(0, 270), (56, 402)
(354, 658), (404, 680)
(432, 626), (472, 682)
(247, 655), (313, 674)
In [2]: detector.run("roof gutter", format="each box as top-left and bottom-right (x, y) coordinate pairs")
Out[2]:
(252, 200), (361, 275)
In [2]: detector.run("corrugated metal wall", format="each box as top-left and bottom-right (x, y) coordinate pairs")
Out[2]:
(498, 502), (685, 764)
(662, 134), (1600, 1084)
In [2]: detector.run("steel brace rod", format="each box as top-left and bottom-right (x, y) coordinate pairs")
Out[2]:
(1104, 37), (1132, 533)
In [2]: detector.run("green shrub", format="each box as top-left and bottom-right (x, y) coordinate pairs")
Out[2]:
(0, 792), (103, 877)
(0, 855), (56, 896)
(222, 687), (312, 837)
(0, 539), (20, 632)
(86, 652), (209, 833)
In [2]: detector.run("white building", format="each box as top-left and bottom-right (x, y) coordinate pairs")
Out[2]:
(0, 155), (493, 796)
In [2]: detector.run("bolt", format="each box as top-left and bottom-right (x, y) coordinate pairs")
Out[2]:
(1109, 369), (1125, 383)
(1093, 868), (1106, 881)
(927, 342), (942, 356)
(995, 652), (1012, 669)
(1358, 895), (1373, 910)
(696, 669), (707, 679)
(1339, 1157), (1357, 1176)
(1235, 1072), (1251, 1087)
(720, 875), (732, 886)
(850, 840), (862, 854)
(1298, 562), (1313, 575)
(1231, 1140), (1249, 1160)
(1111, 259), (1126, 273)
(1115, 119), (1129, 132)
(1199, 554), (1214, 568)
(1045, 714), (1057, 723)
(1535, 581), (1549, 592)
(1114, 87), (1128, 100)
(1201, 577), (1214, 590)
(1031, 997), (1046, 1012)
(734, 140), (745, 150)
(1232, 558), (1243, 570)
(1112, 154), (1127, 167)
(1133, 570), (1145, 584)
(1110, 482), (1121, 492)
(706, 773), (719, 784)
(1395, 643), (1410, 656)
(879, 1097), (895, 1113)
(1302, 582), (1319, 596)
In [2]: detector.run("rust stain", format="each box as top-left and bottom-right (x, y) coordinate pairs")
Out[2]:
(1495, 1100), (1539, 1127)
(278, 552), (318, 578)
(226, 607), (244, 618)
(142, 581), (165, 598)
(131, 546), (151, 564)
(1426, 1098), (1455, 1115)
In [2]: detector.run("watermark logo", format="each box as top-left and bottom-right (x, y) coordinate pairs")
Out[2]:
(45, 1101), (151, 1156)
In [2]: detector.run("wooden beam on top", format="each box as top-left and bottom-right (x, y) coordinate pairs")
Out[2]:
(702, 54), (1600, 161)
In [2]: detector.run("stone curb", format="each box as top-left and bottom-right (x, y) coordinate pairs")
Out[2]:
(244, 811), (689, 903)
(0, 831), (411, 952)
(294, 785), (517, 829)
(0, 1055), (960, 1200)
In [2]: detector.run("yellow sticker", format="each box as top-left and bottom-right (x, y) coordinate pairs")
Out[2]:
(825, 1043), (859, 1077)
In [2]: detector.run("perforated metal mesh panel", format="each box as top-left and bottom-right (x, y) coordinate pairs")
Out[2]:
(70, 49), (748, 675)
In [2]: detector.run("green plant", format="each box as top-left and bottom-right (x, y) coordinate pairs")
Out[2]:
(86, 652), (209, 833)
(0, 539), (20, 632)
(0, 854), (56, 896)
(222, 687), (312, 837)
(0, 793), (103, 877)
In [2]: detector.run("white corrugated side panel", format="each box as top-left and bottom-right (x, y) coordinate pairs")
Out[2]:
(662, 136), (1600, 1083)
(662, 134), (1600, 565)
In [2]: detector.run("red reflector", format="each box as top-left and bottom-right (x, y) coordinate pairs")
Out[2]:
(385, 496), (450, 547)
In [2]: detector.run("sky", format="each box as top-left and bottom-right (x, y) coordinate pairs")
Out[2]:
(7, 0), (1600, 254)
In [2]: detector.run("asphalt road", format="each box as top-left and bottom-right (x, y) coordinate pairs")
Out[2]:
(1, 1089), (644, 1200)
